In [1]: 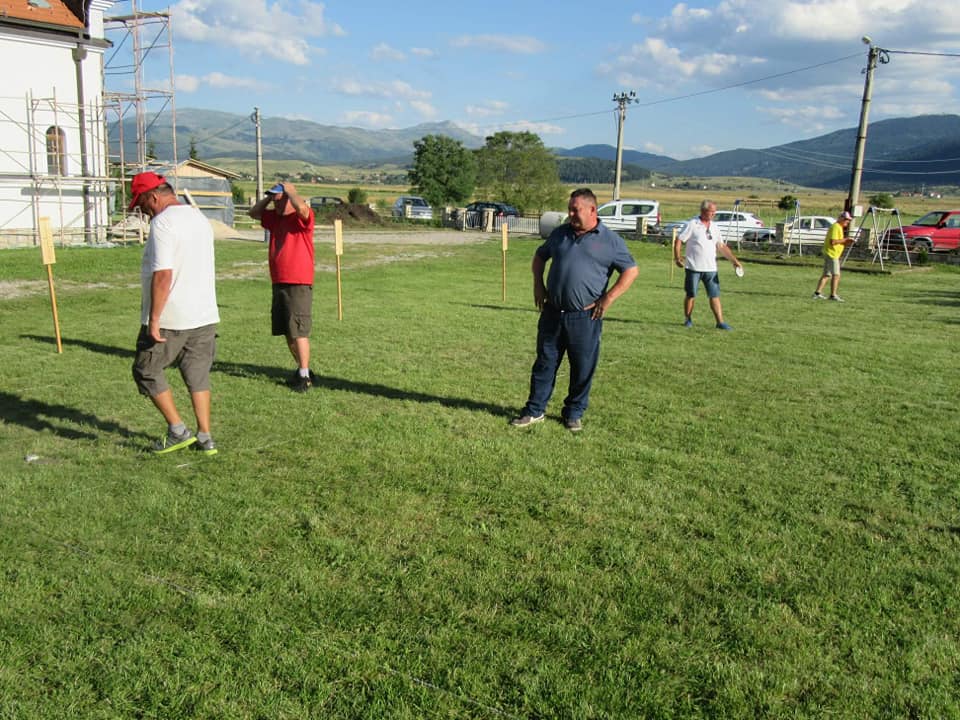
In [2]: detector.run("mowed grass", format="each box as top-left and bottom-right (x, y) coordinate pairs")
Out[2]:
(1, 234), (958, 719)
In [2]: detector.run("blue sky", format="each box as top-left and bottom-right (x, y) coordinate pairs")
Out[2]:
(108, 0), (960, 160)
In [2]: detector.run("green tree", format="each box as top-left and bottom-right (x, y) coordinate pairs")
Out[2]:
(189, 137), (199, 160)
(777, 194), (798, 211)
(869, 192), (894, 209)
(408, 134), (476, 208)
(348, 187), (368, 204)
(475, 131), (565, 213)
(230, 181), (245, 205)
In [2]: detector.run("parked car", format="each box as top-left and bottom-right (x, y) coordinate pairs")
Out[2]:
(597, 199), (660, 233)
(884, 210), (960, 251)
(743, 215), (834, 245)
(710, 210), (764, 242)
(658, 219), (692, 237)
(466, 201), (520, 217)
(309, 195), (343, 212)
(392, 195), (433, 220)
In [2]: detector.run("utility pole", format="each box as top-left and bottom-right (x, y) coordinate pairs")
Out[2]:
(847, 37), (886, 214)
(612, 91), (636, 201)
(251, 107), (267, 242)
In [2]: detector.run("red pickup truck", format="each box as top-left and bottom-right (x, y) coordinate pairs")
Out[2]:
(886, 210), (960, 251)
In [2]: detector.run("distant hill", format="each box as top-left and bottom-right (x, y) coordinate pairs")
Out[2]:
(555, 144), (677, 171)
(113, 110), (960, 189)
(114, 108), (485, 165)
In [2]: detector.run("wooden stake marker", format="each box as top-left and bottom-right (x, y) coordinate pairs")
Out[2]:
(501, 222), (509, 302)
(39, 217), (63, 353)
(334, 219), (344, 321)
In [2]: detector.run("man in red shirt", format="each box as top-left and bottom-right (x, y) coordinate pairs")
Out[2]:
(249, 182), (317, 392)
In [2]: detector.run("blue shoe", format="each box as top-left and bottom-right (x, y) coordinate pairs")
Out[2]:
(716, 322), (732, 331)
(683, 318), (693, 328)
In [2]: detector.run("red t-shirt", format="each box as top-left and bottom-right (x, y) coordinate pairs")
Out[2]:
(262, 208), (315, 285)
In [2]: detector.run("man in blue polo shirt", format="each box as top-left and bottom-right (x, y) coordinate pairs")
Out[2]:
(511, 188), (639, 432)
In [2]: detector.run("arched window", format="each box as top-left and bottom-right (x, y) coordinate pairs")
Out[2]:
(46, 126), (66, 175)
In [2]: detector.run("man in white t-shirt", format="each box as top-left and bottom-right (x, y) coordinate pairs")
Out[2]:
(130, 172), (221, 455)
(674, 199), (743, 330)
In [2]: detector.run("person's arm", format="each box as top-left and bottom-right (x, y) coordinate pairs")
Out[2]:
(532, 253), (547, 310)
(148, 269), (173, 342)
(249, 194), (272, 220)
(718, 242), (742, 270)
(591, 265), (638, 319)
(673, 236), (684, 267)
(282, 182), (311, 222)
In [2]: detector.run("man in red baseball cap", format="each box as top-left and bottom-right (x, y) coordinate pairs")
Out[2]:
(128, 171), (167, 210)
(129, 171), (221, 455)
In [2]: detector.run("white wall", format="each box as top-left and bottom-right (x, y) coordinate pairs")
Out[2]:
(0, 28), (109, 242)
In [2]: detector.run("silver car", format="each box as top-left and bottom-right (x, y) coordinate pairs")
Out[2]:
(392, 195), (433, 220)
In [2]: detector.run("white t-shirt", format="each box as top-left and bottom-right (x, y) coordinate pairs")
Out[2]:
(678, 216), (723, 272)
(140, 204), (220, 330)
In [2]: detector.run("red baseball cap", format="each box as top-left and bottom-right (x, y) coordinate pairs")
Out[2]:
(129, 172), (167, 210)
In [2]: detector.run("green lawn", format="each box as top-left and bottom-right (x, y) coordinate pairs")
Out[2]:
(1, 235), (958, 718)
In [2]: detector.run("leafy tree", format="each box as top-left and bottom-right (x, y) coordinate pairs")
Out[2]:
(230, 182), (245, 205)
(189, 137), (199, 160)
(348, 187), (368, 204)
(408, 134), (476, 208)
(777, 194), (798, 211)
(868, 192), (894, 209)
(475, 131), (565, 213)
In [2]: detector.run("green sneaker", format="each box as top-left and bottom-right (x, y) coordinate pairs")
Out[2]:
(193, 437), (218, 456)
(152, 428), (196, 454)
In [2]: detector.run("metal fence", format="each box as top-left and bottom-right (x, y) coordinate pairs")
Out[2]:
(460, 210), (540, 235)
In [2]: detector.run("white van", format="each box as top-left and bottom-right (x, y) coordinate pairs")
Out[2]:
(597, 199), (660, 233)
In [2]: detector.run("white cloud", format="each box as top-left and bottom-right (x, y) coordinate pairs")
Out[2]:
(170, 0), (345, 66)
(175, 74), (200, 93)
(371, 43), (405, 61)
(333, 79), (431, 101)
(409, 100), (438, 118)
(643, 141), (665, 154)
(501, 120), (565, 135)
(450, 34), (546, 54)
(465, 100), (509, 118)
(341, 110), (394, 128)
(688, 144), (716, 158)
(174, 72), (262, 93)
(410, 47), (437, 58)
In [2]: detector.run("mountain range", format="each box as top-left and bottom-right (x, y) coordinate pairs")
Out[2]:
(119, 109), (960, 189)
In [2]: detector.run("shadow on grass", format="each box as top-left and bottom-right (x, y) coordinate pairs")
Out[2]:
(905, 289), (960, 309)
(213, 360), (515, 418)
(21, 333), (516, 419)
(21, 334), (133, 358)
(0, 391), (147, 442)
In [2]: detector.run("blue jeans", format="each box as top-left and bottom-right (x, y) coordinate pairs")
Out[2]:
(523, 306), (603, 420)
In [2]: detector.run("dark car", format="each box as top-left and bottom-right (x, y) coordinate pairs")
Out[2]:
(466, 201), (520, 217)
(309, 196), (344, 212)
(885, 210), (960, 251)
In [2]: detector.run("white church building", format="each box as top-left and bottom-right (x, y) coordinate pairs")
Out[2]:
(0, 0), (114, 248)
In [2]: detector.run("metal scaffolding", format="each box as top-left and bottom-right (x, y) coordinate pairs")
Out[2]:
(104, 0), (179, 211)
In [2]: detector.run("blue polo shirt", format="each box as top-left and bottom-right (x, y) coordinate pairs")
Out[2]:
(537, 221), (636, 311)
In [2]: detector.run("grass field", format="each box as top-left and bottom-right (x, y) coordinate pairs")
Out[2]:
(1, 233), (959, 718)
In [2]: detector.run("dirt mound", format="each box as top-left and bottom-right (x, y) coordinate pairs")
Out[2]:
(315, 203), (385, 226)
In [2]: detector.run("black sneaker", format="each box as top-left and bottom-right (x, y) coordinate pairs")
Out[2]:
(510, 413), (545, 427)
(292, 374), (313, 393)
(563, 417), (583, 433)
(152, 428), (196, 454)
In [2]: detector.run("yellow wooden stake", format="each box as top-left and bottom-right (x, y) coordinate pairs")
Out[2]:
(334, 219), (344, 321)
(38, 217), (63, 353)
(501, 222), (509, 302)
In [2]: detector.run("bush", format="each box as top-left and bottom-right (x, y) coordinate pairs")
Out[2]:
(348, 188), (368, 204)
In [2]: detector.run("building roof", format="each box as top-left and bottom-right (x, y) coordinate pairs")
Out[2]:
(155, 158), (242, 181)
(0, 0), (85, 31)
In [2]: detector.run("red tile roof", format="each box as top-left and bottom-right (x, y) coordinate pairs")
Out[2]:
(0, 0), (86, 31)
